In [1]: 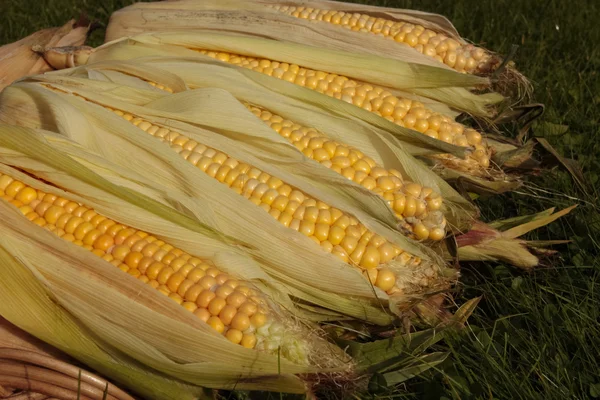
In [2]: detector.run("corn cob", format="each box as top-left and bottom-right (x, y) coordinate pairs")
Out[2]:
(0, 172), (310, 360)
(245, 103), (446, 240)
(267, 5), (496, 74)
(195, 50), (491, 173)
(38, 86), (442, 295)
(142, 81), (446, 241)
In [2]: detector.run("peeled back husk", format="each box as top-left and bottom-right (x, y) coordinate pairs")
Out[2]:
(43, 57), (480, 233)
(453, 206), (576, 268)
(103, 0), (529, 99)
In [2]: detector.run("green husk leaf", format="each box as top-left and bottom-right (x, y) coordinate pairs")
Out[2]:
(383, 352), (448, 385)
(500, 205), (576, 239)
(434, 162), (523, 195)
(457, 238), (540, 268)
(488, 207), (556, 230)
(340, 297), (479, 370)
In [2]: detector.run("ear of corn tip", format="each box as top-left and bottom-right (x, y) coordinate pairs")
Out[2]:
(0, 171), (312, 364)
(267, 5), (497, 74)
(193, 49), (492, 173)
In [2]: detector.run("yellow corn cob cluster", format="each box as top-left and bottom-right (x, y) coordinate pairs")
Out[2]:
(196, 50), (491, 172)
(267, 5), (495, 74)
(108, 108), (409, 288)
(244, 103), (446, 240)
(144, 81), (446, 240)
(0, 172), (309, 358)
(38, 86), (441, 294)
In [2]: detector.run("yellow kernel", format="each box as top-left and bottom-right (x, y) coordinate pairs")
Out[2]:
(225, 328), (243, 344)
(219, 304), (238, 325)
(298, 220), (316, 236)
(215, 284), (234, 299)
(250, 312), (267, 328)
(166, 271), (187, 293)
(241, 334), (257, 349)
(207, 316), (225, 333)
(124, 251), (143, 269)
(375, 268), (396, 292)
(208, 297), (227, 316)
(184, 284), (204, 303)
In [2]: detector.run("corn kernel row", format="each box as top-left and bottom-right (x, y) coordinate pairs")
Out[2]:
(103, 107), (413, 293)
(244, 103), (446, 240)
(0, 172), (276, 349)
(195, 49), (491, 170)
(268, 5), (496, 73)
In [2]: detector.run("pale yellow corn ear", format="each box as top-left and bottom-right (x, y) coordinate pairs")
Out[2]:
(103, 0), (529, 98)
(194, 49), (492, 173)
(14, 78), (450, 299)
(244, 103), (447, 241)
(268, 4), (497, 74)
(141, 80), (447, 241)
(0, 171), (309, 358)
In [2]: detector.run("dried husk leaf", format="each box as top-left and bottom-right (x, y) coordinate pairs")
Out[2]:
(0, 19), (90, 91)
(453, 206), (575, 268)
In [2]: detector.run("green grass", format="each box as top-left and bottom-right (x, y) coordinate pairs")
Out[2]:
(1, 0), (599, 399)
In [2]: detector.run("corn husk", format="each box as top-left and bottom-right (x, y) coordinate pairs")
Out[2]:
(0, 123), (360, 398)
(46, 31), (502, 118)
(0, 77), (462, 323)
(454, 206), (576, 268)
(104, 0), (527, 99)
(45, 57), (479, 233)
(0, 19), (90, 92)
(41, 34), (529, 194)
